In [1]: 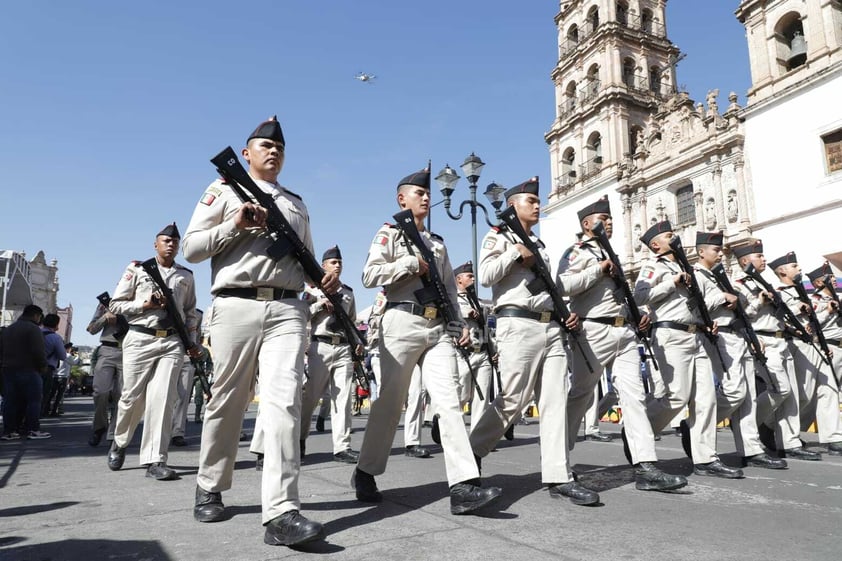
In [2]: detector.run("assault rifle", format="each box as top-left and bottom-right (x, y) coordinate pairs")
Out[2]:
(210, 147), (372, 392)
(498, 205), (593, 373)
(793, 274), (836, 376)
(464, 283), (501, 400)
(743, 263), (811, 344)
(667, 236), (727, 371)
(95, 292), (130, 341)
(821, 270), (842, 321)
(138, 259), (212, 399)
(392, 209), (484, 401)
(591, 220), (658, 371)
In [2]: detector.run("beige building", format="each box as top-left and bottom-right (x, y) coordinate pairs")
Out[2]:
(0, 249), (71, 338)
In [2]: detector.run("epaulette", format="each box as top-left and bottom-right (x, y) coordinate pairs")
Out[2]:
(176, 263), (193, 274)
(282, 187), (303, 201)
(429, 231), (444, 242)
(343, 283), (353, 291)
(131, 260), (141, 266)
(384, 222), (397, 228)
(491, 226), (502, 233)
(218, 176), (228, 184)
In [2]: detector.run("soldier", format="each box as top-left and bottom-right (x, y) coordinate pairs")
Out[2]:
(183, 116), (336, 546)
(107, 223), (200, 481)
(299, 245), (360, 464)
(807, 263), (842, 383)
(731, 242), (818, 460)
(562, 198), (687, 491)
(87, 298), (127, 446)
(694, 232), (786, 469)
(471, 178), (598, 505)
(633, 221), (742, 478)
(353, 165), (502, 515)
(771, 252), (842, 456)
(171, 320), (210, 447)
(403, 365), (433, 458)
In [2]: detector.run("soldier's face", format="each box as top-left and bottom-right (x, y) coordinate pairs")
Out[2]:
(650, 231), (674, 254)
(154, 235), (179, 261)
(697, 244), (722, 265)
(780, 262), (801, 280)
(511, 194), (540, 226)
(243, 139), (285, 178)
(397, 186), (430, 219)
(456, 272), (475, 290)
(745, 253), (766, 272)
(323, 258), (342, 276)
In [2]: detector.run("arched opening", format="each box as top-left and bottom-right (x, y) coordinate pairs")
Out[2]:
(567, 24), (579, 43)
(585, 63), (600, 100)
(674, 183), (696, 226)
(774, 12), (807, 72)
(587, 5), (600, 34)
(622, 57), (636, 88)
(562, 147), (577, 180)
(641, 8), (653, 34)
(617, 1), (629, 26)
(649, 65), (662, 95)
(564, 81), (578, 113)
(586, 132), (603, 175)
(629, 124), (643, 155)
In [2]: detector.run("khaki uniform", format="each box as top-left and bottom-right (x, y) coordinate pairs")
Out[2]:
(87, 304), (123, 437)
(560, 238), (658, 464)
(813, 291), (842, 384)
(109, 260), (197, 466)
(695, 265), (764, 458)
(633, 256), (717, 464)
(456, 292), (493, 431)
(358, 223), (478, 486)
(184, 177), (312, 524)
(732, 273), (799, 448)
(470, 227), (572, 484)
(300, 284), (356, 454)
(403, 365), (428, 447)
(780, 286), (842, 445)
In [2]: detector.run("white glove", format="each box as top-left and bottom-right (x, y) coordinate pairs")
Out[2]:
(446, 321), (464, 339)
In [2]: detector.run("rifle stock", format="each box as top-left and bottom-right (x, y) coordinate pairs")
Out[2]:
(95, 292), (129, 341)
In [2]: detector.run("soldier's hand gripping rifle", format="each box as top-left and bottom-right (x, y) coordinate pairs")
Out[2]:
(821, 268), (842, 321)
(498, 205), (594, 374)
(793, 274), (836, 377)
(210, 147), (372, 392)
(464, 283), (502, 400)
(139, 259), (212, 399)
(743, 263), (811, 344)
(392, 209), (484, 401)
(591, 220), (658, 371)
(668, 236), (728, 371)
(95, 292), (130, 341)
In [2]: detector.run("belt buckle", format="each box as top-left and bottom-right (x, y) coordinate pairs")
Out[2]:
(331, 334), (341, 345)
(775, 331), (783, 338)
(613, 317), (625, 328)
(540, 311), (552, 323)
(155, 329), (168, 338)
(256, 287), (274, 301)
(423, 306), (438, 320)
(687, 324), (697, 334)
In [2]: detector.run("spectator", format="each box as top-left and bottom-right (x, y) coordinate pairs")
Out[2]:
(40, 314), (66, 417)
(49, 343), (79, 416)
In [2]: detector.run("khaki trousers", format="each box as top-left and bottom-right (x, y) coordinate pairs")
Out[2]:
(754, 336), (798, 449)
(92, 345), (122, 435)
(457, 351), (492, 432)
(114, 331), (183, 465)
(403, 365), (426, 447)
(470, 317), (572, 484)
(715, 331), (764, 457)
(300, 341), (354, 454)
(171, 360), (194, 438)
(197, 297), (308, 524)
(357, 309), (478, 486)
(790, 340), (842, 444)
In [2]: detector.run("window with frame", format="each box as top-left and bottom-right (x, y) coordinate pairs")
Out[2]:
(822, 129), (842, 174)
(675, 185), (696, 225)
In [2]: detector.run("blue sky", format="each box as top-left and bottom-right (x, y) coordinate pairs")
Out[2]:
(0, 1), (750, 346)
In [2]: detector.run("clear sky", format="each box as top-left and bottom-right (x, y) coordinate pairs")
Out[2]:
(0, 1), (750, 346)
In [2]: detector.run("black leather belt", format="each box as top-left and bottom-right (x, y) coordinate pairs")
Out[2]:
(584, 316), (628, 327)
(716, 325), (736, 334)
(653, 321), (703, 334)
(217, 287), (300, 301)
(755, 329), (791, 340)
(100, 341), (120, 348)
(495, 307), (560, 324)
(826, 338), (842, 347)
(312, 334), (346, 345)
(128, 325), (176, 338)
(385, 301), (440, 319)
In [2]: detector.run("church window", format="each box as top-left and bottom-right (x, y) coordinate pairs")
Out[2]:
(649, 66), (662, 94)
(823, 129), (842, 174)
(587, 6), (600, 34)
(675, 184), (696, 226)
(774, 12), (807, 72)
(641, 9), (653, 34)
(617, 1), (629, 26)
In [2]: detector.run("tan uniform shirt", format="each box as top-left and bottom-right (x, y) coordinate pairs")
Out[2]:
(558, 238), (622, 318)
(633, 256), (703, 324)
(182, 178), (313, 293)
(304, 284), (356, 338)
(814, 292), (842, 340)
(457, 292), (487, 351)
(87, 303), (121, 344)
(731, 273), (785, 332)
(694, 264), (737, 326)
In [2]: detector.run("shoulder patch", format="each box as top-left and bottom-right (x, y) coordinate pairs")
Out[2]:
(562, 246), (579, 262)
(373, 232), (390, 246)
(200, 185), (223, 206)
(482, 237), (497, 250)
(639, 266), (656, 280)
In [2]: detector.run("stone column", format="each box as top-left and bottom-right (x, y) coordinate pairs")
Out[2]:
(734, 154), (750, 230)
(712, 163), (725, 230)
(622, 192), (634, 264)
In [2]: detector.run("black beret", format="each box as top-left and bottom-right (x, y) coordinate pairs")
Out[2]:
(696, 231), (724, 247)
(640, 220), (672, 247)
(577, 195), (611, 222)
(732, 240), (763, 259)
(157, 222), (180, 239)
(397, 165), (431, 191)
(247, 115), (285, 147)
(768, 251), (797, 271)
(453, 262), (473, 276)
(322, 246), (342, 261)
(806, 262), (831, 283)
(504, 176), (539, 200)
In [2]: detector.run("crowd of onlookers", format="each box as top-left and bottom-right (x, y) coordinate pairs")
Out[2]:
(0, 304), (80, 440)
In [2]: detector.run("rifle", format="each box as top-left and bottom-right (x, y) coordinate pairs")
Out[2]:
(743, 263), (811, 344)
(392, 209), (484, 400)
(498, 205), (593, 373)
(667, 236), (728, 371)
(590, 220), (658, 371)
(138, 259), (212, 399)
(792, 274), (836, 376)
(95, 292), (130, 341)
(210, 147), (372, 392)
(821, 271), (842, 321)
(464, 283), (501, 400)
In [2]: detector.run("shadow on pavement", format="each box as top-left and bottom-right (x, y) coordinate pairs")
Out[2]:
(0, 538), (174, 561)
(0, 501), (79, 518)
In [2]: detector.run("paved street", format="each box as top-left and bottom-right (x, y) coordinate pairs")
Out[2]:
(2, 396), (841, 561)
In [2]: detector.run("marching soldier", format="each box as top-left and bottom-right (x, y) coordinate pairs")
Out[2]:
(471, 178), (599, 505)
(107, 223), (200, 481)
(694, 233), (786, 469)
(184, 116), (335, 546)
(562, 197), (687, 491)
(731, 242), (818, 460)
(299, 245), (360, 463)
(808, 263), (842, 384)
(771, 252), (842, 456)
(353, 165), (502, 515)
(633, 221), (742, 478)
(86, 299), (126, 447)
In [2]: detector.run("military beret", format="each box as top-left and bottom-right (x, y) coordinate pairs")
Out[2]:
(504, 176), (539, 201)
(322, 246), (342, 261)
(247, 115), (285, 147)
(397, 166), (431, 191)
(576, 195), (611, 222)
(806, 262), (831, 283)
(640, 220), (672, 247)
(453, 262), (473, 276)
(768, 251), (797, 271)
(157, 222), (180, 239)
(732, 240), (763, 259)
(696, 231), (724, 247)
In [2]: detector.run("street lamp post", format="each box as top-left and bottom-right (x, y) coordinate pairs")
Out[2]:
(435, 153), (507, 280)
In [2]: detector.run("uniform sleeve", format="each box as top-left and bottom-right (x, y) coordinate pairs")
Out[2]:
(182, 182), (241, 264)
(347, 291), (358, 328)
(362, 228), (419, 288)
(633, 262), (674, 306)
(780, 289), (809, 325)
(182, 273), (199, 346)
(698, 270), (728, 312)
(479, 231), (520, 288)
(814, 295), (834, 325)
(109, 264), (144, 316)
(304, 286), (325, 315)
(735, 280), (762, 317)
(439, 246), (464, 324)
(86, 304), (108, 335)
(558, 245), (602, 296)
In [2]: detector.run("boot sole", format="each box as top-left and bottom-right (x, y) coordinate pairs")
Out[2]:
(451, 488), (503, 515)
(194, 506), (225, 523)
(264, 526), (325, 546)
(693, 470), (744, 479)
(636, 478), (688, 492)
(745, 461), (788, 470)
